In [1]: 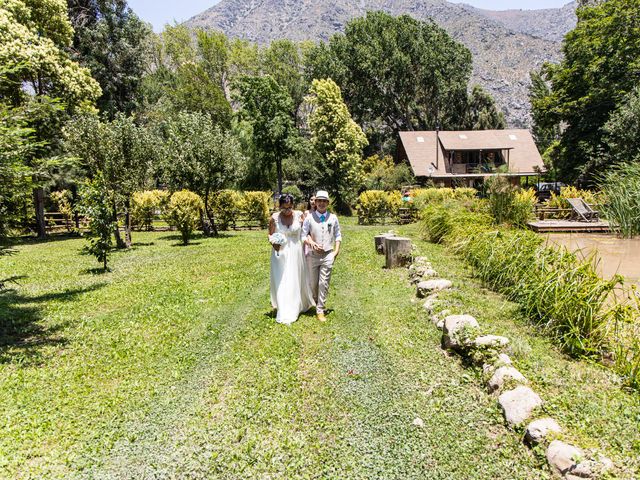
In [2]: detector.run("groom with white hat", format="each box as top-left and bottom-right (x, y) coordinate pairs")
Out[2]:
(302, 190), (342, 322)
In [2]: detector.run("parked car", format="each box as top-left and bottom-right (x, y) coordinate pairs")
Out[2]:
(534, 182), (566, 201)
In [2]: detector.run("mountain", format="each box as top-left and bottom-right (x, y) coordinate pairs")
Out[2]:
(186, 0), (578, 127)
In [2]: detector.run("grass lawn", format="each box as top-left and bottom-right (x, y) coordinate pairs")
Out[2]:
(0, 220), (637, 479)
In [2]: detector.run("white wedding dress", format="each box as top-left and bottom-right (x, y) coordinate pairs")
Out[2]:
(270, 211), (315, 324)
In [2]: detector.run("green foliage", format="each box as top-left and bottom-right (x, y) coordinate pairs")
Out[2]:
(240, 191), (271, 228)
(165, 190), (203, 245)
(131, 190), (169, 231)
(486, 177), (535, 227)
(0, 101), (36, 236)
(50, 189), (73, 231)
(421, 200), (634, 361)
(77, 175), (114, 270)
(544, 185), (602, 219)
(361, 155), (415, 191)
(410, 187), (477, 211)
(602, 86), (640, 166)
(355, 190), (402, 224)
(599, 162), (640, 238)
(464, 85), (506, 130)
(233, 75), (297, 193)
(261, 39), (308, 112)
(67, 0), (153, 117)
(210, 189), (242, 231)
(161, 111), (245, 234)
(0, 0), (101, 105)
(281, 185), (303, 201)
(306, 12), (503, 150)
(531, 0), (640, 182)
(308, 78), (368, 213)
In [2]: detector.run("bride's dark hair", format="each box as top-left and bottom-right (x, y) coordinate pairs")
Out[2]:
(278, 193), (295, 206)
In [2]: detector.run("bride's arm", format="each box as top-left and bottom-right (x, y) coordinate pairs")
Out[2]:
(268, 216), (280, 251)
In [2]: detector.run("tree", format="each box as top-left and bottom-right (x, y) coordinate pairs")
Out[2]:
(67, 0), (153, 118)
(464, 85), (506, 130)
(1, 0), (101, 237)
(308, 78), (368, 213)
(602, 86), (640, 165)
(77, 174), (115, 270)
(161, 111), (245, 235)
(531, 0), (640, 182)
(361, 154), (415, 191)
(233, 75), (297, 193)
(305, 12), (473, 149)
(140, 26), (232, 128)
(63, 113), (157, 247)
(261, 39), (309, 116)
(529, 70), (560, 158)
(0, 102), (38, 236)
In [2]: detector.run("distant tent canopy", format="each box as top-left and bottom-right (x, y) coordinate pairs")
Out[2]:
(397, 129), (545, 186)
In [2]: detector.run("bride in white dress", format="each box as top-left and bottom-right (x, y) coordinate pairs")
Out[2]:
(268, 194), (315, 324)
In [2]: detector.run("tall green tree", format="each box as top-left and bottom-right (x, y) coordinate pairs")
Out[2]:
(63, 113), (157, 247)
(602, 86), (640, 165)
(261, 39), (309, 115)
(306, 12), (473, 148)
(161, 111), (245, 235)
(1, 0), (101, 237)
(308, 78), (368, 213)
(464, 85), (506, 131)
(233, 75), (297, 193)
(531, 0), (640, 182)
(67, 0), (153, 117)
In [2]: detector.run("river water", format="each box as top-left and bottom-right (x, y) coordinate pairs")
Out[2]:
(544, 233), (640, 285)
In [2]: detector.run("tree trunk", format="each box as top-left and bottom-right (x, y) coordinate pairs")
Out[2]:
(375, 233), (395, 255)
(276, 157), (283, 195)
(33, 187), (46, 239)
(384, 237), (413, 269)
(123, 198), (132, 248)
(71, 185), (80, 230)
(112, 201), (125, 249)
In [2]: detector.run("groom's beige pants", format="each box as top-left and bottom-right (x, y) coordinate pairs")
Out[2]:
(306, 250), (334, 313)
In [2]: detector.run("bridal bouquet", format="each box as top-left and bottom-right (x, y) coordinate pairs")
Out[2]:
(269, 232), (286, 256)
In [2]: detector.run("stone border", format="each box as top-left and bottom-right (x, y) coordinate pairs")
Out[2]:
(406, 253), (614, 480)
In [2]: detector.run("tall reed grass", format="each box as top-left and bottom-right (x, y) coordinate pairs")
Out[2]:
(421, 200), (640, 387)
(599, 162), (640, 238)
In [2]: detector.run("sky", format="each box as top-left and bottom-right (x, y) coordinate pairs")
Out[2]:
(128, 0), (572, 32)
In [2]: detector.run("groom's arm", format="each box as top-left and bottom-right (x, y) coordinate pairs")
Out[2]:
(333, 217), (342, 258)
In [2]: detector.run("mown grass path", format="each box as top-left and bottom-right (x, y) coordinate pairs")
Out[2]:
(1, 222), (637, 479)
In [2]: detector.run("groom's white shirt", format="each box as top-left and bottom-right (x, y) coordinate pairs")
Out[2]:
(301, 210), (342, 253)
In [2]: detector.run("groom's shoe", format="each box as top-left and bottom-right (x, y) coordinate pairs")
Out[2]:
(316, 312), (327, 322)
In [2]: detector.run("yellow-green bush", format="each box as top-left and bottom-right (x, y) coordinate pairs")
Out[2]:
(412, 187), (477, 210)
(210, 190), (243, 230)
(132, 190), (169, 230)
(241, 191), (271, 228)
(165, 190), (203, 245)
(356, 190), (396, 224)
(545, 186), (604, 218)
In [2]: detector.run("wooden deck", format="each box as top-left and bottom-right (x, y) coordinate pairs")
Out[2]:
(527, 219), (611, 233)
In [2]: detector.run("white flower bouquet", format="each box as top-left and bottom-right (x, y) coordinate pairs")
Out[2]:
(269, 232), (286, 256)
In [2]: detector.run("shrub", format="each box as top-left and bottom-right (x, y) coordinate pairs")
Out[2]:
(411, 187), (477, 210)
(241, 191), (271, 228)
(485, 177), (535, 227)
(210, 190), (243, 231)
(165, 190), (203, 245)
(545, 186), (603, 219)
(132, 190), (169, 231)
(599, 162), (640, 238)
(510, 189), (537, 227)
(77, 176), (115, 270)
(356, 190), (395, 224)
(50, 190), (74, 232)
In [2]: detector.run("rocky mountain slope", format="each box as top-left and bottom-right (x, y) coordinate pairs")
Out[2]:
(186, 0), (578, 127)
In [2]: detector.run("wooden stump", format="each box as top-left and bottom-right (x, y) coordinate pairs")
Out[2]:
(385, 237), (413, 268)
(374, 233), (395, 255)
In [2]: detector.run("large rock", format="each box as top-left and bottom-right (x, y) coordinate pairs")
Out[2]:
(546, 440), (583, 477)
(442, 314), (479, 349)
(482, 353), (513, 375)
(473, 335), (510, 349)
(417, 279), (453, 298)
(525, 418), (562, 445)
(422, 295), (439, 314)
(488, 366), (527, 394)
(498, 386), (543, 426)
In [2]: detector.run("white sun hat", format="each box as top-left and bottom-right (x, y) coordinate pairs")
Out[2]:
(315, 190), (330, 200)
